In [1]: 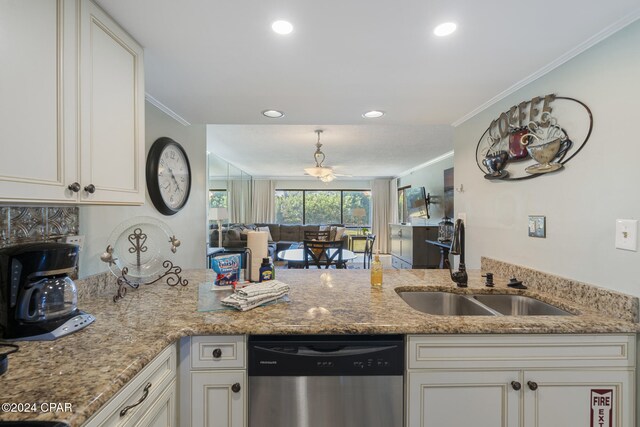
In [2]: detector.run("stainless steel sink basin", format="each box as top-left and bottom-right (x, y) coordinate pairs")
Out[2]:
(397, 291), (574, 316)
(471, 294), (572, 316)
(397, 292), (496, 316)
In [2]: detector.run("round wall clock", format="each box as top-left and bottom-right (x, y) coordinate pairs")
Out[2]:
(146, 137), (192, 215)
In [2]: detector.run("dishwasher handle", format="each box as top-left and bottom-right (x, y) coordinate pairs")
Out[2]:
(253, 344), (399, 357)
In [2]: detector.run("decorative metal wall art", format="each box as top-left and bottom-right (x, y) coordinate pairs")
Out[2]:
(100, 216), (188, 302)
(475, 94), (593, 180)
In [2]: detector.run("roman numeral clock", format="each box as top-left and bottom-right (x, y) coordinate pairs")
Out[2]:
(146, 137), (192, 215)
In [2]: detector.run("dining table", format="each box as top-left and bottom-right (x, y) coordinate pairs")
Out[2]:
(277, 248), (358, 268)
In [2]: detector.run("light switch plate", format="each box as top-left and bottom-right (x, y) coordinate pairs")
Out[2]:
(528, 216), (546, 238)
(615, 219), (637, 251)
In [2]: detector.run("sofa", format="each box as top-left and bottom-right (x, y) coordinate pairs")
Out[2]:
(209, 223), (349, 259)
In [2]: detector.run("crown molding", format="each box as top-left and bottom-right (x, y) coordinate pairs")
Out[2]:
(395, 150), (454, 178)
(451, 9), (640, 128)
(145, 93), (191, 126)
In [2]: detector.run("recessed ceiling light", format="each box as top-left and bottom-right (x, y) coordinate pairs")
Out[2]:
(262, 109), (285, 118)
(272, 20), (293, 35)
(362, 110), (385, 119)
(433, 22), (457, 37)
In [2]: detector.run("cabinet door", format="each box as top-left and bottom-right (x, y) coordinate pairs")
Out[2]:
(190, 371), (246, 427)
(401, 225), (413, 262)
(79, 0), (144, 204)
(390, 225), (402, 257)
(133, 379), (178, 427)
(523, 369), (633, 427)
(0, 0), (78, 202)
(407, 370), (520, 427)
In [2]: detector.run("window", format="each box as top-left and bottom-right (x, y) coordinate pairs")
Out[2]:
(342, 191), (371, 227)
(398, 186), (409, 223)
(275, 190), (303, 224)
(305, 191), (341, 224)
(275, 189), (371, 226)
(209, 189), (227, 208)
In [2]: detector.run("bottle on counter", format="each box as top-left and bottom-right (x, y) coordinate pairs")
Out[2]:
(259, 257), (274, 282)
(370, 251), (383, 287)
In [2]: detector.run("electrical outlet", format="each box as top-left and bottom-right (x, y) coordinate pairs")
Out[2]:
(615, 220), (637, 251)
(457, 213), (466, 225)
(65, 235), (85, 251)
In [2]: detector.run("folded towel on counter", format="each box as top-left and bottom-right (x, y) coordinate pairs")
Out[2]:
(221, 280), (290, 311)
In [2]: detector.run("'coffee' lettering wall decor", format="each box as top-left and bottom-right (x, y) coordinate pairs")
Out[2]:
(475, 94), (593, 181)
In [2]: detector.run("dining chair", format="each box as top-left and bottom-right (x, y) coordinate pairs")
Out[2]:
(303, 230), (331, 241)
(303, 239), (345, 269)
(363, 234), (376, 269)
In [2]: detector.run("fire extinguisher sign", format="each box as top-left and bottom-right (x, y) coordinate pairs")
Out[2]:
(590, 389), (613, 427)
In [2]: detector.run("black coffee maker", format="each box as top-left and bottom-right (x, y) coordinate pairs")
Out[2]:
(0, 242), (94, 341)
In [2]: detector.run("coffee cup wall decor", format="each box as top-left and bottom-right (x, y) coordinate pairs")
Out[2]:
(474, 94), (593, 181)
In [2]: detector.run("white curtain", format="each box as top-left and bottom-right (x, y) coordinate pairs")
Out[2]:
(389, 178), (399, 225)
(251, 180), (276, 223)
(228, 179), (243, 223)
(371, 179), (391, 253)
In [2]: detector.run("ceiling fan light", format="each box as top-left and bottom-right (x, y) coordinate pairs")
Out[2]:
(304, 166), (333, 177)
(320, 174), (335, 182)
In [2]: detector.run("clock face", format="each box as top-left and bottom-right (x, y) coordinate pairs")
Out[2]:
(146, 137), (192, 215)
(158, 144), (189, 210)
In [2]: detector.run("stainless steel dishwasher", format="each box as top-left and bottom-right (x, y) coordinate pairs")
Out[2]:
(248, 335), (404, 427)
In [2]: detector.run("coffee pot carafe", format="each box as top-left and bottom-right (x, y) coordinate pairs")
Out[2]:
(0, 242), (94, 340)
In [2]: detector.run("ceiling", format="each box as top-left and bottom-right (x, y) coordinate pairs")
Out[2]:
(96, 0), (640, 178)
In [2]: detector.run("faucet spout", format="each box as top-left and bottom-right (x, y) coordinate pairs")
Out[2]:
(448, 219), (468, 287)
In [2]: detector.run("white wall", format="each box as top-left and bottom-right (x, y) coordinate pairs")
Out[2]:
(398, 154), (454, 224)
(273, 179), (371, 190)
(79, 101), (207, 277)
(454, 21), (640, 296)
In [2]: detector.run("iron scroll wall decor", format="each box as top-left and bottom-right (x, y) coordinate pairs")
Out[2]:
(475, 95), (593, 181)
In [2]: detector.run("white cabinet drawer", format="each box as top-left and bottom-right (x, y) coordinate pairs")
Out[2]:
(408, 334), (635, 370)
(190, 335), (246, 369)
(85, 344), (177, 427)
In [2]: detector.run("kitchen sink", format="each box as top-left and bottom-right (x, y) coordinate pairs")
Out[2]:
(471, 294), (572, 316)
(397, 291), (497, 316)
(397, 291), (574, 316)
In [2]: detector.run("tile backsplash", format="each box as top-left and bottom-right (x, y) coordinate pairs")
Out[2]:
(0, 206), (79, 248)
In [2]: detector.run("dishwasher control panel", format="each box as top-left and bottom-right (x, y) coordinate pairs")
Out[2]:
(248, 334), (404, 376)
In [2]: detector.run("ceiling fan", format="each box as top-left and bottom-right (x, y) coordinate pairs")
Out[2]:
(303, 130), (352, 182)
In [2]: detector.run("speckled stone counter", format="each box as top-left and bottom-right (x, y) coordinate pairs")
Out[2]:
(1, 267), (638, 425)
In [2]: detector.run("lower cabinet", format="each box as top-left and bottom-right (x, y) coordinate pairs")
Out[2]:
(84, 344), (178, 427)
(179, 335), (247, 427)
(406, 334), (636, 427)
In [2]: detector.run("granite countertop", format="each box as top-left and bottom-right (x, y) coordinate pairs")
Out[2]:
(1, 266), (638, 426)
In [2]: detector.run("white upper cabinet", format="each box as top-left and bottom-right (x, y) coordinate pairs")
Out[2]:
(0, 0), (144, 205)
(79, 0), (144, 204)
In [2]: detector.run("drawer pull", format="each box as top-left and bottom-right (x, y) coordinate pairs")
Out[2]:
(231, 382), (241, 393)
(120, 382), (151, 417)
(510, 381), (521, 391)
(68, 182), (81, 193)
(527, 381), (538, 391)
(212, 348), (222, 358)
(84, 184), (96, 194)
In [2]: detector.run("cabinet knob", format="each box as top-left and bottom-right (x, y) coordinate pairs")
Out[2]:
(527, 381), (538, 391)
(68, 182), (81, 193)
(212, 348), (222, 358)
(231, 382), (241, 393)
(510, 381), (521, 391)
(84, 184), (96, 194)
